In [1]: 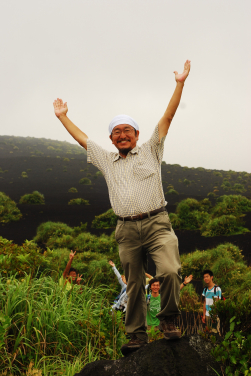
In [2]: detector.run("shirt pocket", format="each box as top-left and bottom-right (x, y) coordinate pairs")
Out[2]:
(133, 155), (157, 181)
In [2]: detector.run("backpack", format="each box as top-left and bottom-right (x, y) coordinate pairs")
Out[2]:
(203, 285), (225, 301)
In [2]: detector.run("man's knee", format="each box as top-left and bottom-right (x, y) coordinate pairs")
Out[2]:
(157, 271), (181, 283)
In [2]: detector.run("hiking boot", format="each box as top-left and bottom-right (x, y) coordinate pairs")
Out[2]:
(159, 316), (181, 340)
(121, 335), (148, 356)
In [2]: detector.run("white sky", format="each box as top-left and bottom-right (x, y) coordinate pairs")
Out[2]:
(1, 0), (251, 172)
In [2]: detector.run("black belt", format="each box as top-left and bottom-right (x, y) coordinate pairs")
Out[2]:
(118, 207), (166, 221)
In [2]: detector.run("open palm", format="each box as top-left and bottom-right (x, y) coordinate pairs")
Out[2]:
(174, 60), (191, 83)
(53, 98), (68, 118)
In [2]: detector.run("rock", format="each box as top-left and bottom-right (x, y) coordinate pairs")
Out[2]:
(74, 335), (221, 376)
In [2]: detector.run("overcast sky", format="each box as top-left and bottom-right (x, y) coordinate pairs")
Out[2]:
(1, 0), (250, 172)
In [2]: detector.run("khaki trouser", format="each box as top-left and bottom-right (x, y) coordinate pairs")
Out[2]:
(115, 211), (182, 341)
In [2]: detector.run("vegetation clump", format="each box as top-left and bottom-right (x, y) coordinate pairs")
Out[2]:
(0, 276), (125, 375)
(19, 191), (45, 205)
(169, 195), (251, 237)
(68, 198), (90, 205)
(92, 209), (118, 229)
(79, 177), (92, 185)
(0, 192), (22, 223)
(68, 187), (78, 193)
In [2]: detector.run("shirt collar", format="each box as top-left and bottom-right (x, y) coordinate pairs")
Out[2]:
(113, 145), (139, 162)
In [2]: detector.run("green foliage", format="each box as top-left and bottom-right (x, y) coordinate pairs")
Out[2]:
(79, 177), (92, 185)
(21, 171), (28, 178)
(213, 171), (223, 177)
(175, 198), (210, 230)
(169, 195), (251, 237)
(0, 237), (54, 278)
(68, 198), (90, 205)
(183, 178), (191, 186)
(46, 168), (52, 172)
(211, 316), (251, 375)
(33, 221), (87, 244)
(232, 183), (246, 193)
(19, 191), (45, 205)
(181, 243), (245, 282)
(212, 195), (251, 217)
(92, 209), (118, 229)
(179, 284), (202, 312)
(0, 276), (125, 374)
(207, 192), (217, 198)
(95, 171), (103, 177)
(166, 189), (179, 195)
(0, 192), (22, 223)
(201, 215), (249, 237)
(68, 187), (78, 193)
(168, 213), (181, 229)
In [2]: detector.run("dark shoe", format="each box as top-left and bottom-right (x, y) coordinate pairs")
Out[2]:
(121, 335), (148, 356)
(159, 316), (181, 340)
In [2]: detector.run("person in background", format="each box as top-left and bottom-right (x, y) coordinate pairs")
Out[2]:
(59, 250), (82, 291)
(109, 260), (153, 312)
(146, 275), (193, 330)
(202, 269), (221, 333)
(109, 260), (128, 312)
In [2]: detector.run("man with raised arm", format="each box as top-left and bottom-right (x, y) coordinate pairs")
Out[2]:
(53, 60), (191, 355)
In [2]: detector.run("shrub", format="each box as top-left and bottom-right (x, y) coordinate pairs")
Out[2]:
(0, 192), (22, 223)
(207, 192), (216, 198)
(176, 198), (210, 230)
(232, 183), (246, 193)
(68, 198), (90, 205)
(92, 209), (117, 229)
(201, 215), (249, 237)
(169, 213), (181, 229)
(33, 221), (81, 244)
(95, 171), (103, 177)
(79, 178), (91, 185)
(179, 284), (201, 312)
(0, 237), (54, 278)
(19, 191), (45, 205)
(68, 187), (78, 193)
(213, 171), (222, 177)
(183, 178), (191, 186)
(212, 195), (251, 217)
(166, 189), (179, 195)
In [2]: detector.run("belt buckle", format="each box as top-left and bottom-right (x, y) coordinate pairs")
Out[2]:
(131, 214), (138, 221)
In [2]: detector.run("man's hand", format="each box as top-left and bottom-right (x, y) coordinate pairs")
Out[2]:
(69, 250), (76, 260)
(174, 60), (191, 83)
(109, 260), (115, 267)
(53, 98), (68, 118)
(184, 275), (193, 284)
(202, 315), (206, 324)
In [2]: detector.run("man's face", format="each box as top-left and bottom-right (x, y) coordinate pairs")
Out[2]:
(150, 282), (160, 294)
(203, 274), (213, 285)
(68, 271), (77, 282)
(109, 124), (139, 155)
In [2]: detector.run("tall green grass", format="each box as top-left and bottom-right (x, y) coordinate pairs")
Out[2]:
(0, 275), (125, 375)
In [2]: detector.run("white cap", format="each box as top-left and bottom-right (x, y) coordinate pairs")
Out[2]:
(108, 115), (139, 134)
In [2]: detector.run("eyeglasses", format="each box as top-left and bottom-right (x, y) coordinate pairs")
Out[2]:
(112, 128), (135, 137)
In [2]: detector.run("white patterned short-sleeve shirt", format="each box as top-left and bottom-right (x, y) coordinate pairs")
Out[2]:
(87, 124), (167, 217)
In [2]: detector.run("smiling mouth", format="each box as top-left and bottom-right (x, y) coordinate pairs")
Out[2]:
(118, 140), (130, 143)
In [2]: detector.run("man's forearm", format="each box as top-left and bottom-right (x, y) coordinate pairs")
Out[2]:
(158, 82), (184, 139)
(58, 114), (88, 150)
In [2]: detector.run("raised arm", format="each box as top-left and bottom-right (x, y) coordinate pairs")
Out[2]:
(63, 250), (76, 278)
(53, 98), (88, 150)
(158, 60), (191, 140)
